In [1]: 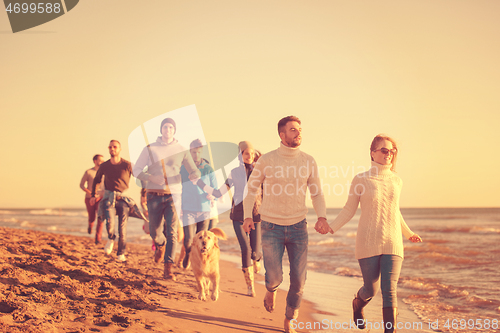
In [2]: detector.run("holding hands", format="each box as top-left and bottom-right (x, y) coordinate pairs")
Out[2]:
(243, 218), (255, 233)
(314, 217), (333, 235)
(409, 234), (423, 243)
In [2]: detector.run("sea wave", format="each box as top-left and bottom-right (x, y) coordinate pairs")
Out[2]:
(0, 218), (18, 223)
(420, 225), (500, 234)
(416, 252), (478, 265)
(469, 226), (500, 234)
(400, 277), (469, 297)
(334, 266), (362, 277)
(405, 243), (483, 257)
(28, 209), (85, 217)
(467, 295), (500, 308)
(403, 291), (500, 332)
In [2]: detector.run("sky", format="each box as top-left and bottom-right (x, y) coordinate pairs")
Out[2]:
(1, 0), (499, 208)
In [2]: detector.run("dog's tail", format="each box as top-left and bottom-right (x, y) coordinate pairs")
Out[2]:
(210, 228), (227, 240)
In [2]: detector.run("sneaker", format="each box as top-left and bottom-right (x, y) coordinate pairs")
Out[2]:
(104, 240), (114, 255)
(116, 254), (127, 262)
(154, 244), (165, 263)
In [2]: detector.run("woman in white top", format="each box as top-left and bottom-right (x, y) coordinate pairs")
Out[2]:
(315, 134), (422, 333)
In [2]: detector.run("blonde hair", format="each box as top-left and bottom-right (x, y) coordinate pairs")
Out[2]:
(370, 134), (398, 172)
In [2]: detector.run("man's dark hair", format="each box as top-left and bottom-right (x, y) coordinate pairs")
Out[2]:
(190, 139), (203, 149)
(92, 154), (103, 162)
(277, 116), (301, 134)
(109, 139), (121, 146)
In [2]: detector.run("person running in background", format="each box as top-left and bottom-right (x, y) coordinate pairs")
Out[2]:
(141, 182), (185, 260)
(196, 141), (263, 298)
(315, 134), (422, 333)
(179, 139), (218, 269)
(132, 118), (200, 280)
(91, 140), (133, 262)
(80, 154), (104, 244)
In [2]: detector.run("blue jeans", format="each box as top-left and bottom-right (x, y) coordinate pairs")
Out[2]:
(147, 192), (181, 264)
(233, 220), (262, 268)
(261, 219), (308, 319)
(101, 199), (129, 255)
(358, 254), (403, 308)
(183, 211), (210, 258)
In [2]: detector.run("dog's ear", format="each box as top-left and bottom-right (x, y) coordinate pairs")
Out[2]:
(209, 228), (227, 240)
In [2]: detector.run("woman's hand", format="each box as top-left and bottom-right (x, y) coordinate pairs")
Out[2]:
(409, 234), (422, 243)
(243, 218), (255, 233)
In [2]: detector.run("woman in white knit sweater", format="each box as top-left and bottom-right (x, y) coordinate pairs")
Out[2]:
(315, 134), (422, 333)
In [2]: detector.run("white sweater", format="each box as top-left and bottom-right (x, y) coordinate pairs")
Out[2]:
(329, 161), (414, 259)
(243, 143), (327, 225)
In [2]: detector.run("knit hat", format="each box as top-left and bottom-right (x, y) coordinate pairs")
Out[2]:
(160, 118), (176, 134)
(238, 141), (254, 153)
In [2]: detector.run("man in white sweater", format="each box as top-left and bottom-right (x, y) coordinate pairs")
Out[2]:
(243, 116), (327, 333)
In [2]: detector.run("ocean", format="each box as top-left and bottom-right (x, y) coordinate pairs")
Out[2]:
(1, 207), (499, 332)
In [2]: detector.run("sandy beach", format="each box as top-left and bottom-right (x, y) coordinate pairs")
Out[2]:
(0, 227), (320, 333)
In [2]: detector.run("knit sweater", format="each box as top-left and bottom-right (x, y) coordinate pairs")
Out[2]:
(243, 143), (327, 225)
(132, 137), (200, 194)
(329, 161), (414, 259)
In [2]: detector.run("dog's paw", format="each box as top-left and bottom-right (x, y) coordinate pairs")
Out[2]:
(198, 292), (207, 301)
(211, 290), (219, 301)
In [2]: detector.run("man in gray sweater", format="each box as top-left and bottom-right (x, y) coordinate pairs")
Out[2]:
(133, 118), (200, 280)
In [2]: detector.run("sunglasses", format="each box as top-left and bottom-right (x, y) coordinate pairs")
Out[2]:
(373, 148), (397, 155)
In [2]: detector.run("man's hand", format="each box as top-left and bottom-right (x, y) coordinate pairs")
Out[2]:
(314, 217), (333, 235)
(243, 218), (255, 233)
(90, 197), (96, 206)
(149, 174), (165, 185)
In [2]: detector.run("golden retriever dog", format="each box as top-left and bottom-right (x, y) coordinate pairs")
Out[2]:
(190, 227), (227, 301)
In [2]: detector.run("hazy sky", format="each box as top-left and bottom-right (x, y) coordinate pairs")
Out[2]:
(1, 0), (499, 208)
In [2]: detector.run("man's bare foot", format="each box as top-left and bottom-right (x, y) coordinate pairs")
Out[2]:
(284, 317), (297, 333)
(263, 290), (276, 313)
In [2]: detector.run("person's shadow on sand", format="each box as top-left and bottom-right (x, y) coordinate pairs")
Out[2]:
(158, 307), (283, 332)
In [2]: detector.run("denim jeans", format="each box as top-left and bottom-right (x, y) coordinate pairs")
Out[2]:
(183, 211), (210, 259)
(147, 192), (181, 263)
(261, 219), (308, 320)
(358, 254), (403, 308)
(102, 199), (129, 255)
(233, 220), (262, 268)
